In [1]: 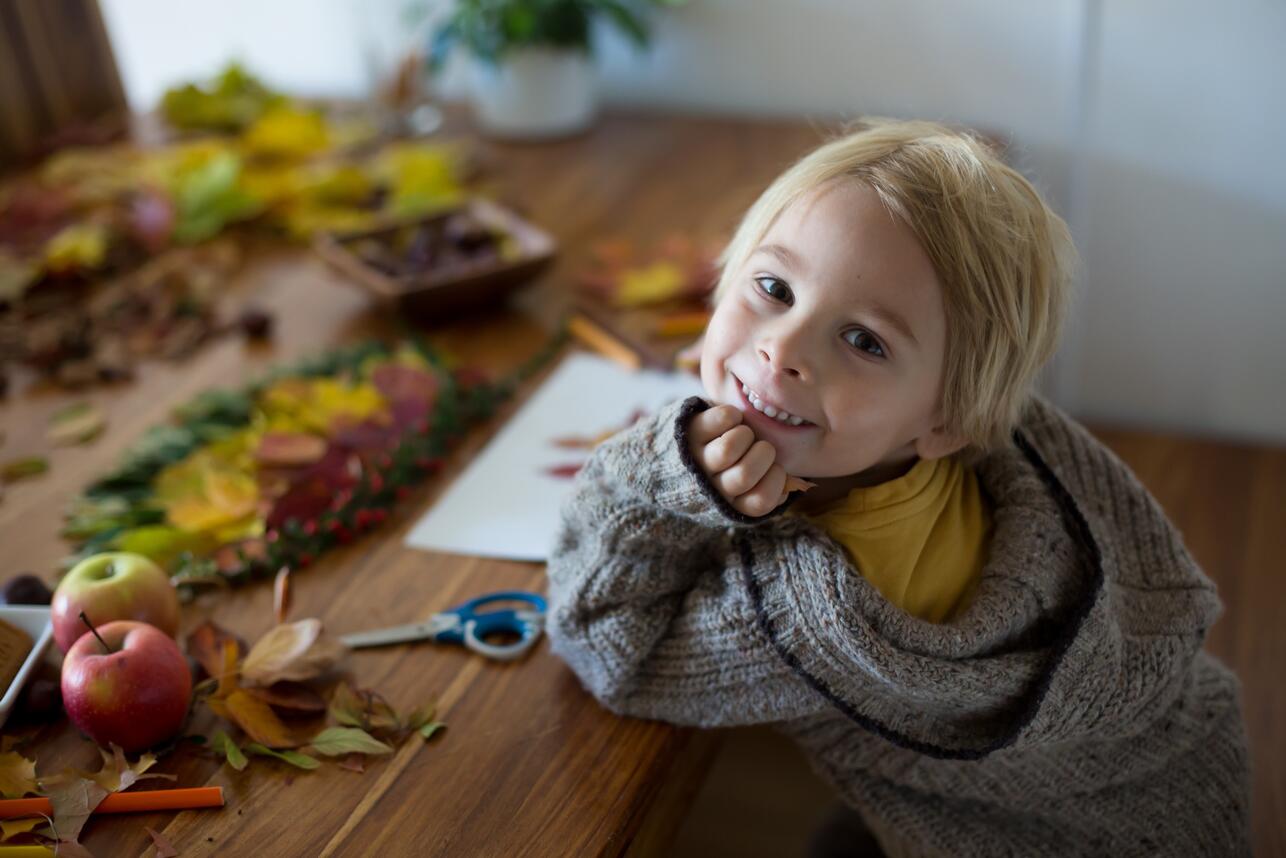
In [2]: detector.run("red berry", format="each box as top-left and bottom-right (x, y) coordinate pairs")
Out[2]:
(303, 520), (318, 536)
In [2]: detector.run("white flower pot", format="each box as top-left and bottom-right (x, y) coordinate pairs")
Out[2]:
(469, 47), (598, 140)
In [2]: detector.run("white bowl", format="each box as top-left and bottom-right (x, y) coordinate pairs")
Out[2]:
(0, 605), (55, 728)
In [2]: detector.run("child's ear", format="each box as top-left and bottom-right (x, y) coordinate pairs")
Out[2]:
(914, 424), (970, 460)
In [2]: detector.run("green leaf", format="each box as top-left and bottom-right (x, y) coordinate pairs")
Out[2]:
(211, 731), (248, 771)
(419, 722), (446, 741)
(1, 457), (48, 483)
(244, 743), (320, 770)
(308, 727), (393, 757)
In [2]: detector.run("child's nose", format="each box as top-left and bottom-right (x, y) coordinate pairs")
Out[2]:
(756, 339), (810, 382)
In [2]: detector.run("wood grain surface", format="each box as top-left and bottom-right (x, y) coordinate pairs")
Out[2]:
(0, 106), (1279, 856)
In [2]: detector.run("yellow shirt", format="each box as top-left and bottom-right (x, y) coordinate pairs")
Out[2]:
(797, 456), (993, 624)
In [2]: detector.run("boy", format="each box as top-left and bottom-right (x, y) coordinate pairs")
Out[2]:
(545, 119), (1250, 856)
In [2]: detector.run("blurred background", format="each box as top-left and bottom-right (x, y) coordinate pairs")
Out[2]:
(84, 0), (1286, 444)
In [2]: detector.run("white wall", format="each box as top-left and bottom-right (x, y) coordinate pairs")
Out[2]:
(99, 0), (1286, 444)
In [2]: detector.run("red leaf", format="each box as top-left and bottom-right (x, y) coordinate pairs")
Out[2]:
(370, 364), (439, 407)
(544, 463), (583, 480)
(145, 826), (180, 857)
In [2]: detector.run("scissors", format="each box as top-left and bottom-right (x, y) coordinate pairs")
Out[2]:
(339, 590), (547, 662)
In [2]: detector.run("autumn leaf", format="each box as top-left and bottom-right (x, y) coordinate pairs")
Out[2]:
(240, 618), (348, 686)
(185, 621), (243, 681)
(0, 817), (43, 841)
(216, 638), (239, 699)
(336, 754), (364, 773)
(0, 752), (38, 798)
(784, 475), (817, 495)
(208, 689), (296, 749)
(84, 745), (173, 793)
(255, 432), (327, 467)
(615, 260), (686, 308)
(419, 722), (446, 741)
(243, 744), (320, 770)
(210, 731), (247, 772)
(273, 567), (291, 625)
(1, 457), (48, 483)
(145, 826), (180, 858)
(308, 727), (392, 757)
(327, 683), (401, 733)
(48, 402), (107, 447)
(41, 775), (108, 845)
(244, 681), (326, 716)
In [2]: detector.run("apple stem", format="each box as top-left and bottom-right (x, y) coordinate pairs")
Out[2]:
(79, 611), (114, 654)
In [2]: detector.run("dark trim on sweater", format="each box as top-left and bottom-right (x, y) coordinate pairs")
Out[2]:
(673, 400), (1107, 761)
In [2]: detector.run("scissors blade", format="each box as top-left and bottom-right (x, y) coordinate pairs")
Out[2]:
(340, 615), (454, 649)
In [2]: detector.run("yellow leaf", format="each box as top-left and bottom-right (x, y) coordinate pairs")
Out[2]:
(216, 638), (239, 699)
(43, 224), (109, 272)
(241, 106), (329, 159)
(372, 142), (465, 217)
(0, 751), (38, 799)
(220, 689), (297, 749)
(0, 816), (43, 841)
(615, 261), (686, 308)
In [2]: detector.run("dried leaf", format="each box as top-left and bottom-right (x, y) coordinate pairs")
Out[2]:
(44, 775), (108, 845)
(419, 722), (446, 741)
(216, 638), (239, 699)
(273, 567), (291, 624)
(308, 727), (392, 757)
(336, 754), (364, 773)
(1, 457), (48, 483)
(0, 751), (38, 798)
(243, 743), (320, 770)
(403, 702), (437, 733)
(241, 618), (347, 686)
(85, 745), (172, 793)
(328, 684), (401, 733)
(145, 826), (180, 858)
(48, 402), (106, 446)
(210, 731), (247, 772)
(0, 817), (43, 841)
(244, 681), (326, 715)
(185, 621), (242, 681)
(208, 689), (296, 749)
(50, 840), (96, 858)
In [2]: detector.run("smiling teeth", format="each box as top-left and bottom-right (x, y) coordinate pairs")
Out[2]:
(741, 383), (805, 425)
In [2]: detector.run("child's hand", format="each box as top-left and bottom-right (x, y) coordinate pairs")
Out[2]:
(687, 405), (788, 517)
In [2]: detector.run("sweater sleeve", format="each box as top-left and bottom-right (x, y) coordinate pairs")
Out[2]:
(545, 396), (831, 727)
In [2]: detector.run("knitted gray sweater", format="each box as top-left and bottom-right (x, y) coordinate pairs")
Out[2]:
(545, 395), (1251, 857)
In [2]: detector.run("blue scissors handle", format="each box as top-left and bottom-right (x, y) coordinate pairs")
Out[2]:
(434, 590), (547, 662)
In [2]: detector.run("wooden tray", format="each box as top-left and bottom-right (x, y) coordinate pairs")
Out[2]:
(313, 198), (556, 320)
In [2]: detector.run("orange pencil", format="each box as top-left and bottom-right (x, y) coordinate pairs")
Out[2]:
(0, 787), (224, 820)
(567, 313), (643, 371)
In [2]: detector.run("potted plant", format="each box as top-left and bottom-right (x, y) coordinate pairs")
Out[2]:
(428, 0), (687, 140)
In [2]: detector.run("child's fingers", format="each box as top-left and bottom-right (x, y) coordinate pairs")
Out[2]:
(688, 405), (743, 447)
(715, 439), (776, 499)
(733, 463), (788, 517)
(699, 424), (755, 474)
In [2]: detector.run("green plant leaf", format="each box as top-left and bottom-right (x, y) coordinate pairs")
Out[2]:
(244, 743), (320, 770)
(419, 722), (446, 741)
(308, 727), (393, 757)
(211, 731), (248, 771)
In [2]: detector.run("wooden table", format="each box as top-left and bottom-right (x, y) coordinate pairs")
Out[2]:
(0, 106), (825, 856)
(2, 106), (1281, 856)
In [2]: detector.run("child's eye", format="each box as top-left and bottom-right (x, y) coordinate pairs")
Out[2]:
(842, 328), (886, 358)
(754, 275), (794, 305)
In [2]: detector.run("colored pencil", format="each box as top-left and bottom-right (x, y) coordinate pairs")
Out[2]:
(567, 313), (643, 371)
(0, 786), (224, 820)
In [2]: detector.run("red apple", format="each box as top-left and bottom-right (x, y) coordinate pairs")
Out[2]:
(52, 552), (180, 653)
(61, 619), (192, 753)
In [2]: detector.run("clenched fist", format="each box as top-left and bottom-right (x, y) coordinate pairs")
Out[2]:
(687, 404), (811, 517)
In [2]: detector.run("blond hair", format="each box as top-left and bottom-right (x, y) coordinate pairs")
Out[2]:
(713, 117), (1077, 456)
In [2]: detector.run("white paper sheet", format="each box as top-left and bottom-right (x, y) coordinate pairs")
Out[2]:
(404, 352), (705, 561)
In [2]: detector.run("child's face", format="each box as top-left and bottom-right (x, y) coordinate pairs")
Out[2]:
(700, 179), (962, 481)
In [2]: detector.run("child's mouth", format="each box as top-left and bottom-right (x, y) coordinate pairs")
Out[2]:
(732, 374), (814, 431)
